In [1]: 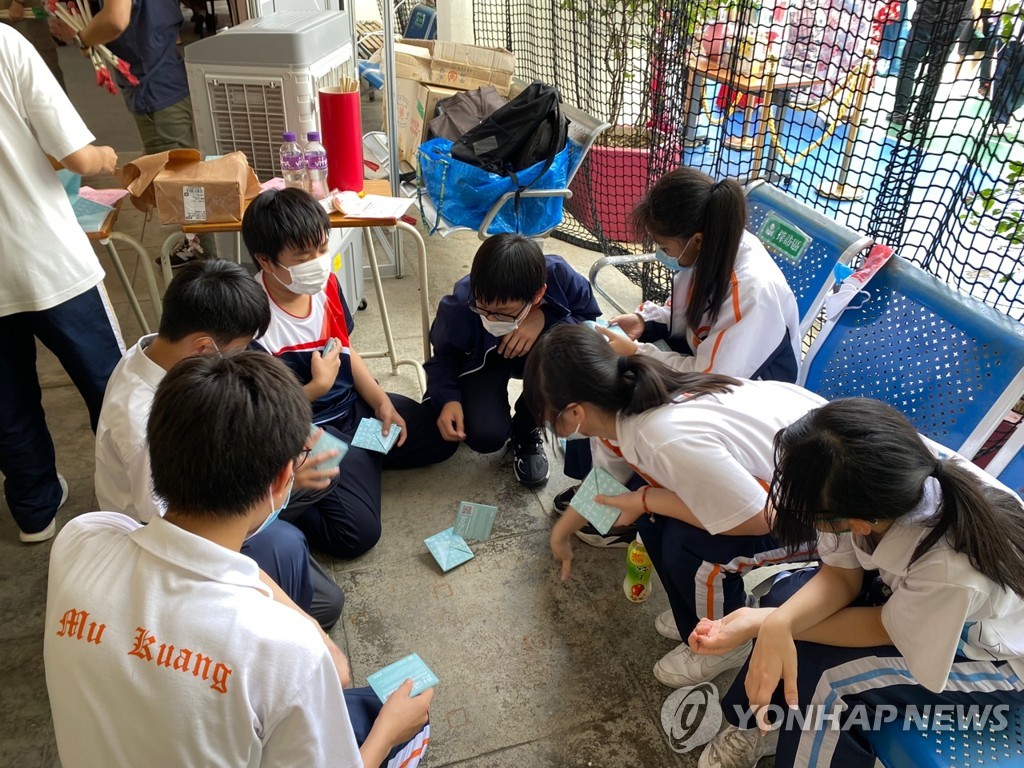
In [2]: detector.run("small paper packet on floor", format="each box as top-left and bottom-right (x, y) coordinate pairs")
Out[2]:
(573, 467), (631, 534)
(351, 417), (402, 453)
(367, 653), (439, 702)
(452, 501), (497, 541)
(425, 528), (475, 572)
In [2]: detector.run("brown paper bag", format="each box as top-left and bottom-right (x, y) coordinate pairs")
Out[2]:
(119, 150), (262, 225)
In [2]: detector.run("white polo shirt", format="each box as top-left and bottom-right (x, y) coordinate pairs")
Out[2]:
(592, 380), (827, 534)
(94, 334), (166, 522)
(44, 512), (362, 768)
(636, 231), (800, 377)
(0, 25), (104, 316)
(820, 468), (1024, 694)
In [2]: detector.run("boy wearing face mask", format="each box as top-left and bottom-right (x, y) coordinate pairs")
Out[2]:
(423, 233), (600, 488)
(94, 258), (344, 631)
(46, 352), (433, 768)
(244, 189), (457, 555)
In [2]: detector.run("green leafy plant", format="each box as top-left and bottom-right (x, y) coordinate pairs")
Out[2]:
(557, 0), (738, 132)
(965, 159), (1024, 289)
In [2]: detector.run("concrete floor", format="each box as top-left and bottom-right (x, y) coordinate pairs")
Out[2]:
(0, 33), (758, 768)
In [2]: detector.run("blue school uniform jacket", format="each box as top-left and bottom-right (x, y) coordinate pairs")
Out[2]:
(424, 255), (601, 409)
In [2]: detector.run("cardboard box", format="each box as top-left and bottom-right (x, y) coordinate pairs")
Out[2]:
(391, 77), (424, 166)
(385, 80), (461, 167)
(377, 39), (515, 95)
(418, 83), (461, 143)
(120, 149), (261, 225)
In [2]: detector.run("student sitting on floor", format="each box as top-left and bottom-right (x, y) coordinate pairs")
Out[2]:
(94, 259), (344, 630)
(691, 398), (1024, 768)
(554, 168), (800, 544)
(242, 188), (457, 558)
(424, 233), (601, 488)
(524, 325), (822, 689)
(47, 352), (432, 767)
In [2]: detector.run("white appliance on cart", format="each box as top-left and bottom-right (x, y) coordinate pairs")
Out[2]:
(185, 10), (367, 308)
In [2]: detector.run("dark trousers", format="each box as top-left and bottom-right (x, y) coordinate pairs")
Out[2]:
(285, 393), (457, 558)
(345, 686), (430, 767)
(635, 514), (807, 639)
(893, 20), (951, 115)
(459, 351), (536, 454)
(240, 519), (345, 632)
(0, 287), (122, 533)
(722, 567), (1024, 768)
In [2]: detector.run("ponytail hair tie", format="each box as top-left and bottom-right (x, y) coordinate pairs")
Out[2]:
(931, 460), (943, 478)
(617, 355), (631, 375)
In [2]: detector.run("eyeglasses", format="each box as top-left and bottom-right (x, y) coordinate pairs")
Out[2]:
(466, 298), (531, 324)
(295, 447), (313, 470)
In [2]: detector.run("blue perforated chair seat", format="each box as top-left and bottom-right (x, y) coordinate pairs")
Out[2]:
(744, 181), (871, 336)
(800, 256), (1024, 457)
(870, 704), (1024, 767)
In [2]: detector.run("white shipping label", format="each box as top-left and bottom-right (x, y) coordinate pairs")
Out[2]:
(182, 185), (207, 222)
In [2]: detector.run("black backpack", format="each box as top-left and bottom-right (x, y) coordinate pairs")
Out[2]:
(451, 80), (569, 187)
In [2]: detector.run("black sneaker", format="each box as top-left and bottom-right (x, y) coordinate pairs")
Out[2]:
(889, 111), (907, 127)
(574, 523), (637, 548)
(511, 428), (549, 488)
(552, 484), (579, 514)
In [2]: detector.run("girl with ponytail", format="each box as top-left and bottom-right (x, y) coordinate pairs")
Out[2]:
(524, 325), (825, 690)
(555, 168), (801, 527)
(690, 398), (1024, 768)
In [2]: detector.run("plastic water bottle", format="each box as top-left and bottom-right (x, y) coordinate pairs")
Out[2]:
(304, 131), (330, 200)
(623, 534), (654, 603)
(279, 132), (309, 192)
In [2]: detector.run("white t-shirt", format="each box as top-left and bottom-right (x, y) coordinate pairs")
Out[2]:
(636, 231), (800, 377)
(94, 334), (166, 522)
(44, 512), (362, 768)
(820, 460), (1024, 694)
(592, 380), (827, 534)
(0, 25), (104, 316)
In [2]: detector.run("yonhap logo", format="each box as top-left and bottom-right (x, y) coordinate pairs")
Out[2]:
(661, 682), (722, 753)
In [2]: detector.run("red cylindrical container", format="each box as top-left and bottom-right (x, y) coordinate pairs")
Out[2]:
(318, 86), (364, 193)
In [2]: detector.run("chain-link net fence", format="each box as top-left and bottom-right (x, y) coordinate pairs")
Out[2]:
(474, 0), (1024, 316)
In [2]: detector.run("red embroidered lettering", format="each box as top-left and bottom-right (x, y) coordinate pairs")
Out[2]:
(127, 627), (156, 660)
(55, 608), (106, 645)
(156, 643), (175, 668)
(211, 663), (232, 694)
(191, 652), (212, 680)
(172, 648), (192, 671)
(124, 629), (230, 694)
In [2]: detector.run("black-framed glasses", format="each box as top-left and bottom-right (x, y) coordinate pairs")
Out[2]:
(466, 297), (531, 324)
(295, 447), (313, 470)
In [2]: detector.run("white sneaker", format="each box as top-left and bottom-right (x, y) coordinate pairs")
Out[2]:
(654, 639), (752, 688)
(18, 474), (67, 544)
(698, 724), (779, 768)
(655, 609), (682, 641)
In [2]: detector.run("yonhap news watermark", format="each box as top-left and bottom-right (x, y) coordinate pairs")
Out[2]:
(661, 683), (1013, 754)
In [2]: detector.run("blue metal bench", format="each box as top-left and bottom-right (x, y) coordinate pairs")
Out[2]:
(869, 703), (1024, 767)
(743, 180), (871, 336)
(799, 254), (1024, 458)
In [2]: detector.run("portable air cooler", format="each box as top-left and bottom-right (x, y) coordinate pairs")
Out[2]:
(185, 11), (368, 306)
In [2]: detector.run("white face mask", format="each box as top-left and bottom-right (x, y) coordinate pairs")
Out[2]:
(276, 254), (332, 295)
(480, 316), (520, 337)
(565, 422), (588, 441)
